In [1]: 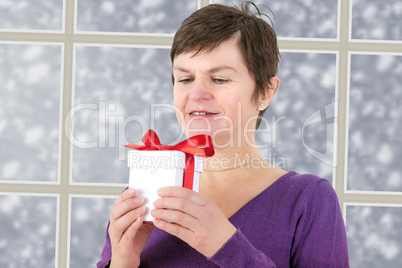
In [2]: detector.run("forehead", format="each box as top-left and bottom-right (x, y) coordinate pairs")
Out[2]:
(173, 39), (246, 70)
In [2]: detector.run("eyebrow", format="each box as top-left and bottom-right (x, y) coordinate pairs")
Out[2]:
(173, 66), (238, 74)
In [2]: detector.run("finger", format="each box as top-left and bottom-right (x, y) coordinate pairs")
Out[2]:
(110, 196), (145, 222)
(153, 197), (203, 219)
(120, 216), (143, 245)
(114, 188), (136, 206)
(151, 207), (198, 229)
(109, 206), (145, 241)
(153, 218), (194, 243)
(157, 186), (209, 207)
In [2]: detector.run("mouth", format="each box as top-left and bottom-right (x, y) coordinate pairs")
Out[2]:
(189, 111), (219, 116)
(190, 112), (215, 115)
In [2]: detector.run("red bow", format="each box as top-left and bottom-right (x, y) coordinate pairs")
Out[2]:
(125, 130), (214, 189)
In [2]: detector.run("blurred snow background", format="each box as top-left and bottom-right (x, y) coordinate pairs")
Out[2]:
(71, 46), (181, 184)
(0, 194), (57, 267)
(351, 0), (402, 40)
(0, 0), (63, 31)
(348, 54), (402, 192)
(69, 196), (115, 267)
(256, 52), (337, 183)
(346, 205), (402, 267)
(76, 0), (197, 34)
(0, 44), (62, 182)
(215, 0), (338, 39)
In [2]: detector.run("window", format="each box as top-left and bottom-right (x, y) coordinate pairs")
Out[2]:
(1, 0), (401, 266)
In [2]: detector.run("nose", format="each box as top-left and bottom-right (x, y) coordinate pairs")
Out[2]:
(188, 78), (212, 101)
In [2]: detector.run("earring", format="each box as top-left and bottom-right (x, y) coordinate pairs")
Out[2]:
(258, 104), (265, 111)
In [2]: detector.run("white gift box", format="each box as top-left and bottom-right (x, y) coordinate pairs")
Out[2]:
(128, 150), (203, 222)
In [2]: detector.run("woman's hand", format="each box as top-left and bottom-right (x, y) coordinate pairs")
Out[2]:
(151, 186), (237, 258)
(108, 188), (154, 268)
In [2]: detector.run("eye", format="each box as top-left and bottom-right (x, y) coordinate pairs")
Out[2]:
(213, 78), (229, 84)
(178, 78), (193, 84)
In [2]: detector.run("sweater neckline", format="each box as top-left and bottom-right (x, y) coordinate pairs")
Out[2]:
(228, 170), (296, 222)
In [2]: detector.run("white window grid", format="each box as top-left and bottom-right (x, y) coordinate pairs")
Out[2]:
(0, 0), (401, 267)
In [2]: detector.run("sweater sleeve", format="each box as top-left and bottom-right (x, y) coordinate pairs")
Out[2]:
(97, 221), (112, 268)
(290, 179), (349, 267)
(98, 188), (130, 268)
(209, 178), (349, 268)
(208, 229), (277, 267)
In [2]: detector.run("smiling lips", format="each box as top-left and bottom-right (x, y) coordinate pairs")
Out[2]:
(189, 111), (218, 116)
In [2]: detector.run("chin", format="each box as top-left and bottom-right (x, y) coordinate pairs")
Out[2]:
(186, 128), (236, 150)
(185, 129), (213, 137)
(185, 122), (230, 135)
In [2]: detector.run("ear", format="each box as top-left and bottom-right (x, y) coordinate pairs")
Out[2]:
(259, 76), (280, 108)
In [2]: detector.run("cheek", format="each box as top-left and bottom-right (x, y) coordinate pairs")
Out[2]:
(232, 99), (258, 127)
(173, 89), (185, 109)
(173, 91), (186, 127)
(221, 93), (246, 119)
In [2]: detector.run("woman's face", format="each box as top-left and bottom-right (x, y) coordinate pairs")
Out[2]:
(172, 39), (260, 148)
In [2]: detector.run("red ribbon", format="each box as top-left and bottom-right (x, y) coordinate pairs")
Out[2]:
(125, 130), (214, 189)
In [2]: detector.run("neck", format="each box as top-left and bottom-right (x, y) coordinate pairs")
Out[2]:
(201, 135), (275, 185)
(204, 132), (262, 169)
(203, 146), (261, 171)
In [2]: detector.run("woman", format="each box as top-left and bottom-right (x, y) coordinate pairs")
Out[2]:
(98, 2), (349, 267)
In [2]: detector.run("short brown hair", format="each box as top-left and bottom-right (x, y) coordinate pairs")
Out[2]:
(170, 2), (280, 129)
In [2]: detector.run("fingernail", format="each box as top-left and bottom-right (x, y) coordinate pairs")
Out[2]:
(128, 188), (135, 195)
(157, 188), (164, 195)
(153, 199), (159, 206)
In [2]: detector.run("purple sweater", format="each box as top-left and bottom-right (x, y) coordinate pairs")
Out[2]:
(98, 171), (349, 267)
